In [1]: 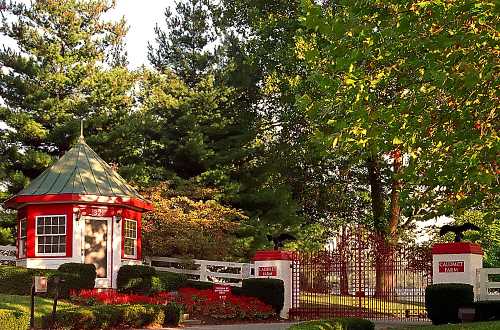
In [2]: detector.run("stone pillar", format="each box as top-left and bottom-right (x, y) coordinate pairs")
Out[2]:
(432, 242), (483, 298)
(253, 250), (293, 319)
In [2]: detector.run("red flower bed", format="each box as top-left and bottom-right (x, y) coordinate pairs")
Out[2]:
(177, 287), (275, 320)
(71, 289), (174, 305)
(70, 287), (275, 320)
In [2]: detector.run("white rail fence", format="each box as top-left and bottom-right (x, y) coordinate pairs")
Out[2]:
(0, 245), (16, 265)
(147, 256), (255, 287)
(477, 268), (500, 301)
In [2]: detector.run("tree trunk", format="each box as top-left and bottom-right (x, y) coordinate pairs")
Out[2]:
(373, 150), (402, 297)
(367, 157), (385, 231)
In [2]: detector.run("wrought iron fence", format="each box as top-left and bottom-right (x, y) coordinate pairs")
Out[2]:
(290, 227), (432, 321)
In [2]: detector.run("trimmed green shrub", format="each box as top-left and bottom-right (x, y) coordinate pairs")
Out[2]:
(0, 265), (58, 295)
(117, 265), (158, 294)
(425, 283), (474, 325)
(42, 304), (165, 330)
(0, 309), (30, 330)
(157, 271), (187, 291)
(182, 279), (214, 290)
(240, 278), (284, 314)
(289, 318), (375, 330)
(58, 263), (96, 290)
(164, 301), (183, 326)
(475, 301), (500, 321)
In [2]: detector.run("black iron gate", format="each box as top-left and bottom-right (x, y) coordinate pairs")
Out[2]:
(290, 227), (432, 321)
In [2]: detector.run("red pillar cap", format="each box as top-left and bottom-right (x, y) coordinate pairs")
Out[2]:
(432, 242), (483, 255)
(253, 250), (295, 261)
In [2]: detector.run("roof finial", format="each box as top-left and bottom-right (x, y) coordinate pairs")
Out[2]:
(79, 119), (85, 143)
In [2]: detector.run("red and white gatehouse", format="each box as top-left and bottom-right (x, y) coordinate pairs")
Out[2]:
(4, 132), (153, 288)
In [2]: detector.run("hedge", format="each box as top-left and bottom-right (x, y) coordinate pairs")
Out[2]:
(0, 265), (58, 295)
(475, 301), (500, 321)
(425, 283), (474, 325)
(238, 278), (284, 314)
(117, 265), (160, 294)
(288, 318), (375, 330)
(0, 309), (30, 330)
(156, 271), (187, 291)
(55, 263), (96, 298)
(42, 304), (168, 330)
(182, 279), (214, 290)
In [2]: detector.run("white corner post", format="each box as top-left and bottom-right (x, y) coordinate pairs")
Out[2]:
(432, 242), (483, 299)
(253, 250), (293, 319)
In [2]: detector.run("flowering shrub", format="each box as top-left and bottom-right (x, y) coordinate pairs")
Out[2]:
(71, 289), (174, 305)
(70, 287), (275, 320)
(177, 287), (275, 320)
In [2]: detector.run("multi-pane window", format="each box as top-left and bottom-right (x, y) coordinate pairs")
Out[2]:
(36, 215), (66, 255)
(18, 218), (27, 258)
(123, 220), (137, 258)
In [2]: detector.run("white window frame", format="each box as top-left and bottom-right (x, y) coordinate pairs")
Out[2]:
(35, 215), (67, 257)
(123, 219), (137, 259)
(18, 218), (27, 258)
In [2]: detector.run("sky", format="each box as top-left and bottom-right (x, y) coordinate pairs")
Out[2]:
(108, 0), (175, 68)
(0, 0), (173, 130)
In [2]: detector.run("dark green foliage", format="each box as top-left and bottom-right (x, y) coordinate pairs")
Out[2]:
(240, 278), (284, 314)
(43, 304), (165, 330)
(0, 265), (58, 296)
(182, 279), (214, 290)
(156, 271), (188, 291)
(289, 318), (375, 330)
(58, 263), (96, 290)
(425, 283), (474, 325)
(117, 265), (159, 294)
(0, 309), (30, 330)
(148, 0), (216, 86)
(164, 301), (183, 326)
(475, 301), (500, 321)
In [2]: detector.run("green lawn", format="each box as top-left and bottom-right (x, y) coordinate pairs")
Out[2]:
(392, 321), (500, 330)
(300, 292), (425, 318)
(0, 294), (76, 327)
(289, 320), (500, 330)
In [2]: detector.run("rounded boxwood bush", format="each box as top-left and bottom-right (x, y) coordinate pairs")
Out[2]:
(58, 263), (96, 289)
(117, 265), (158, 294)
(289, 318), (375, 330)
(425, 283), (474, 325)
(240, 278), (284, 314)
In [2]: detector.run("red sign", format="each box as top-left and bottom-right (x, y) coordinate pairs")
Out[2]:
(439, 261), (464, 273)
(258, 266), (277, 276)
(214, 284), (231, 299)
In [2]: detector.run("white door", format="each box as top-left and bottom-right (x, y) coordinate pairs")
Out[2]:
(83, 217), (112, 288)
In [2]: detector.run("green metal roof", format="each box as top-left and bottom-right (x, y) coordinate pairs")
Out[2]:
(16, 137), (147, 201)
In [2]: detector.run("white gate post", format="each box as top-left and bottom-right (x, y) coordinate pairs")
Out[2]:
(432, 242), (483, 299)
(253, 250), (293, 319)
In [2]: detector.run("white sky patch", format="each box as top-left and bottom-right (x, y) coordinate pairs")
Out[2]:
(105, 0), (175, 69)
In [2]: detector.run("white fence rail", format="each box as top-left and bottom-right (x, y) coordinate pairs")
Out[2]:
(147, 256), (254, 287)
(0, 245), (16, 265)
(477, 268), (500, 301)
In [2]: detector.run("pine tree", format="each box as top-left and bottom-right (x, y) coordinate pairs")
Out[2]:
(0, 0), (134, 193)
(147, 0), (216, 86)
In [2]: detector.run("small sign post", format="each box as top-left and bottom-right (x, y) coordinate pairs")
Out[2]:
(30, 276), (48, 329)
(213, 284), (231, 301)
